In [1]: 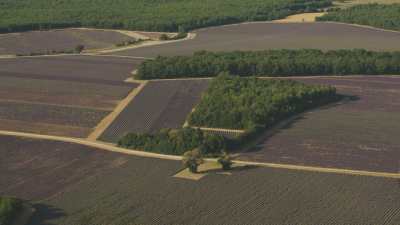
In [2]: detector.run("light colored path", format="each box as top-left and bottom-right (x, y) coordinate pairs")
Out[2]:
(189, 126), (245, 134)
(1, 130), (399, 179)
(87, 81), (148, 141)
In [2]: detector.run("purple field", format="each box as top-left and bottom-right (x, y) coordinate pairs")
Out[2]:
(239, 76), (400, 173)
(1, 135), (399, 225)
(112, 22), (400, 58)
(100, 79), (209, 142)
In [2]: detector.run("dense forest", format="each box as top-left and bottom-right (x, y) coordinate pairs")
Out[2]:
(118, 128), (226, 155)
(0, 0), (331, 33)
(317, 3), (400, 31)
(188, 74), (338, 130)
(136, 49), (400, 79)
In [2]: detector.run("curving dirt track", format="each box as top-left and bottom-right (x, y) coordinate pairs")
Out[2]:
(111, 22), (400, 58)
(239, 76), (400, 174)
(1, 135), (399, 225)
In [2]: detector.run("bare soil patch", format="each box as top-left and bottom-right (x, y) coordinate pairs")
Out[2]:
(114, 22), (400, 58)
(239, 76), (400, 173)
(0, 28), (137, 56)
(1, 135), (399, 225)
(100, 80), (209, 142)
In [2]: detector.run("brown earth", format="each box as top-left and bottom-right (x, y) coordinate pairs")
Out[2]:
(112, 22), (400, 58)
(0, 28), (137, 55)
(239, 76), (400, 174)
(100, 79), (209, 142)
(0, 135), (399, 225)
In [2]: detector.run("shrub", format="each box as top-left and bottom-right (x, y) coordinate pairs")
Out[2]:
(218, 152), (233, 170)
(182, 149), (203, 173)
(0, 197), (22, 225)
(74, 44), (85, 53)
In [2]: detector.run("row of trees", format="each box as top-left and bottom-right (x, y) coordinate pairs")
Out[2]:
(188, 74), (338, 130)
(318, 3), (400, 31)
(136, 49), (400, 79)
(0, 0), (332, 33)
(118, 128), (226, 156)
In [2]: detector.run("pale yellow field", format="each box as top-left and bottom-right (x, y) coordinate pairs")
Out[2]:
(334, 0), (400, 8)
(273, 13), (326, 23)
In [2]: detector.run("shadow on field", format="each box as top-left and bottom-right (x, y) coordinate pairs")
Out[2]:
(27, 203), (65, 225)
(245, 94), (360, 153)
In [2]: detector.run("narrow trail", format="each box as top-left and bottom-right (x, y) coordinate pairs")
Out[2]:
(1, 130), (399, 179)
(87, 81), (148, 141)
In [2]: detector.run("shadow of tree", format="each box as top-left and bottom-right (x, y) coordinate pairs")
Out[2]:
(240, 94), (360, 154)
(27, 203), (65, 225)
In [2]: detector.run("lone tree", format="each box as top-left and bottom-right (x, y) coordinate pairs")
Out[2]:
(74, 44), (85, 53)
(182, 149), (203, 173)
(218, 152), (232, 170)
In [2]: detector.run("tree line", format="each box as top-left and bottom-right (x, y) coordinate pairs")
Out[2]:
(0, 0), (331, 33)
(188, 74), (338, 130)
(317, 3), (400, 31)
(118, 128), (226, 156)
(136, 49), (400, 79)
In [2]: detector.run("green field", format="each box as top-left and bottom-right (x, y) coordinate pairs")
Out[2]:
(0, 0), (331, 33)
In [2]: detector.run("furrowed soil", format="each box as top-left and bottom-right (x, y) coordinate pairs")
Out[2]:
(239, 76), (400, 174)
(100, 79), (209, 142)
(112, 22), (400, 58)
(0, 29), (137, 55)
(0, 136), (399, 225)
(0, 56), (139, 137)
(0, 55), (143, 83)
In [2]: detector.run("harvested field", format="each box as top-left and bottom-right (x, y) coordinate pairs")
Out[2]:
(1, 135), (399, 225)
(100, 80), (209, 142)
(239, 76), (400, 173)
(113, 22), (400, 57)
(0, 28), (137, 55)
(0, 55), (143, 83)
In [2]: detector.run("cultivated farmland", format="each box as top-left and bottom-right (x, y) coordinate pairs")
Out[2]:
(0, 56), (140, 137)
(113, 22), (400, 57)
(0, 135), (399, 225)
(100, 80), (209, 142)
(239, 76), (400, 173)
(0, 29), (138, 56)
(0, 55), (143, 83)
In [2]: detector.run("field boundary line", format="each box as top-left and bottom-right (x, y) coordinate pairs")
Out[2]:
(232, 160), (400, 179)
(0, 130), (399, 179)
(87, 81), (148, 141)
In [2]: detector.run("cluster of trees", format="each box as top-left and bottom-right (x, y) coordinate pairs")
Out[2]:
(118, 128), (226, 156)
(188, 74), (338, 130)
(0, 0), (332, 33)
(0, 197), (22, 225)
(318, 3), (400, 31)
(136, 49), (400, 79)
